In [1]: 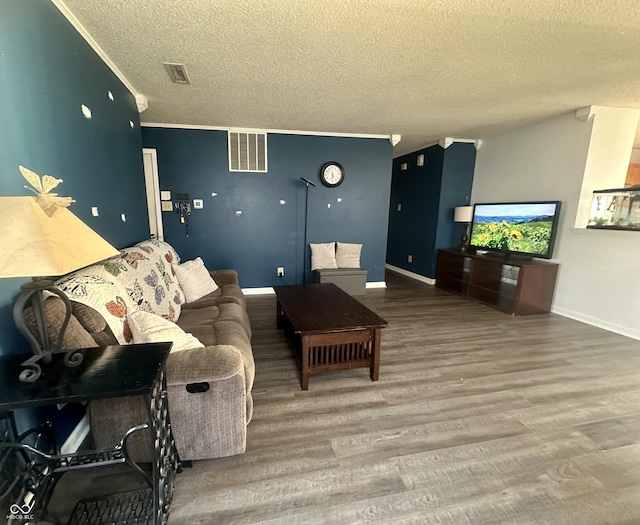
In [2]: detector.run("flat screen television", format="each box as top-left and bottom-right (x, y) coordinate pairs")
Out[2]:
(468, 201), (561, 259)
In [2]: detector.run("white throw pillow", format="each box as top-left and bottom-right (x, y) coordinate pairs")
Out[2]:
(128, 310), (204, 353)
(336, 242), (362, 268)
(171, 257), (219, 303)
(310, 242), (338, 271)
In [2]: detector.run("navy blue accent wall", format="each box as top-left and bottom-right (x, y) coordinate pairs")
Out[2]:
(141, 128), (393, 286)
(386, 143), (476, 278)
(435, 143), (477, 253)
(386, 146), (444, 276)
(0, 1), (149, 357)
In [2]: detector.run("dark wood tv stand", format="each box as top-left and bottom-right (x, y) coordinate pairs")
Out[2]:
(436, 249), (559, 315)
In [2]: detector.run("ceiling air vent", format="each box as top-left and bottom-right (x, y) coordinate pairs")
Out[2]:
(228, 131), (268, 172)
(163, 62), (190, 84)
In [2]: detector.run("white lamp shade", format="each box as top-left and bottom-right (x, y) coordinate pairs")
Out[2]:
(0, 197), (120, 278)
(454, 205), (474, 223)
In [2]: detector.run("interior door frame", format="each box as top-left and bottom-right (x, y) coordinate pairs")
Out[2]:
(142, 148), (164, 240)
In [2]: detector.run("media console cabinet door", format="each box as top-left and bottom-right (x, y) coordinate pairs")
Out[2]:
(514, 264), (558, 315)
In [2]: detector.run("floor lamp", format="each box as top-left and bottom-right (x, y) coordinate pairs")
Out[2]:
(300, 177), (316, 284)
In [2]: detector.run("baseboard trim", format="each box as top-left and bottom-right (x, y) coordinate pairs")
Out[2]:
(385, 264), (435, 285)
(242, 287), (276, 295)
(243, 282), (387, 294)
(551, 305), (640, 341)
(61, 413), (90, 455)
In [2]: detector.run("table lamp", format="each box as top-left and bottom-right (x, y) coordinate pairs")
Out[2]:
(454, 205), (474, 252)
(0, 166), (120, 382)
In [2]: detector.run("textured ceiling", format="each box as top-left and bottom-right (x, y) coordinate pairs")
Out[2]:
(59, 0), (640, 156)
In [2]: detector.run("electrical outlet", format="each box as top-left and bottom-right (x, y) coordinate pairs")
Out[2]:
(277, 267), (284, 277)
(408, 255), (413, 263)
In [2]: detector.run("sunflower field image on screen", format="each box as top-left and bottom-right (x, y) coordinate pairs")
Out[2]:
(469, 202), (560, 257)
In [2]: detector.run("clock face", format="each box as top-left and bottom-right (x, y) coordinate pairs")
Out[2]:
(320, 162), (344, 187)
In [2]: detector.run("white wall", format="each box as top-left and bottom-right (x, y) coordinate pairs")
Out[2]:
(575, 107), (640, 226)
(472, 110), (640, 340)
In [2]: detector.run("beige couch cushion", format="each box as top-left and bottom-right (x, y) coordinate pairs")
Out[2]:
(23, 296), (97, 349)
(178, 303), (254, 392)
(71, 302), (107, 332)
(70, 302), (118, 346)
(181, 283), (245, 309)
(179, 302), (251, 338)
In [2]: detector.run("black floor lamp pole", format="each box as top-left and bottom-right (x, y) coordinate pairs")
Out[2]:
(300, 177), (316, 284)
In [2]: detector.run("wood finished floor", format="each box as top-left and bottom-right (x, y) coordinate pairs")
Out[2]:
(169, 271), (640, 525)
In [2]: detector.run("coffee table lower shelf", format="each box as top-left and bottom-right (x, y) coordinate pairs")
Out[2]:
(279, 314), (382, 390)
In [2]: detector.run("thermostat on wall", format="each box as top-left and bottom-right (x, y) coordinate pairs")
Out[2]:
(193, 199), (203, 209)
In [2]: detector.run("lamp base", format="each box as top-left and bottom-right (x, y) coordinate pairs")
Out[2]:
(13, 279), (83, 383)
(459, 223), (470, 252)
(19, 348), (84, 383)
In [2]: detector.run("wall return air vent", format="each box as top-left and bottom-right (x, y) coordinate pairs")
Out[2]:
(163, 63), (190, 84)
(228, 131), (268, 172)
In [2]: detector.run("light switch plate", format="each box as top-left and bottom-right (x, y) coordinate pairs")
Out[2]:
(193, 199), (203, 209)
(160, 191), (171, 201)
(161, 201), (173, 212)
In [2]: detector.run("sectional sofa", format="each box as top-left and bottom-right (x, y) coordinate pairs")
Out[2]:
(26, 239), (254, 461)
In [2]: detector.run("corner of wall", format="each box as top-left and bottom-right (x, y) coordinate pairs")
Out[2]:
(574, 106), (640, 228)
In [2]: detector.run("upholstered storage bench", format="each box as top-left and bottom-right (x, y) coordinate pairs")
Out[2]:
(313, 268), (367, 296)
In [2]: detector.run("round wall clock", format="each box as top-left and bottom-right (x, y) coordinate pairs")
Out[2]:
(319, 162), (345, 187)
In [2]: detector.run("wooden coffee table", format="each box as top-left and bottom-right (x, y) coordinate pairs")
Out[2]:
(273, 283), (388, 390)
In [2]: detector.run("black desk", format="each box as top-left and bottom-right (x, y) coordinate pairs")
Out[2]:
(0, 343), (177, 525)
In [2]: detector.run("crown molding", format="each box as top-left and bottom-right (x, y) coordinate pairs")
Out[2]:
(575, 106), (596, 122)
(52, 0), (143, 106)
(142, 122), (392, 140)
(439, 137), (479, 149)
(135, 94), (149, 113)
(394, 138), (479, 158)
(390, 134), (402, 146)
